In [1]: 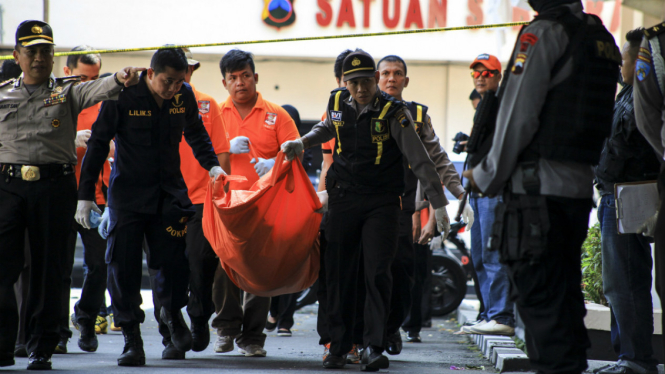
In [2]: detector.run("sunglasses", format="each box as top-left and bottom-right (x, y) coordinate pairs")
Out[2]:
(471, 70), (499, 78)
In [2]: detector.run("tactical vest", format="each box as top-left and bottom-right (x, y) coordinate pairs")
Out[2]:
(520, 9), (620, 164)
(326, 88), (406, 194)
(401, 101), (428, 212)
(595, 85), (660, 188)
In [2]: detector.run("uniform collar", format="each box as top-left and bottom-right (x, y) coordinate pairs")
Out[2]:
(222, 91), (266, 112)
(14, 72), (56, 90)
(347, 86), (382, 113)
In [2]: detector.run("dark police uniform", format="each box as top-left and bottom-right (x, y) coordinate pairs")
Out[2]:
(0, 24), (123, 361)
(471, 3), (619, 373)
(634, 21), (665, 362)
(78, 72), (219, 330)
(386, 101), (464, 348)
(300, 53), (446, 360)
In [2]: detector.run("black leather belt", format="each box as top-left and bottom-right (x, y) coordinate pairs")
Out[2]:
(0, 163), (75, 181)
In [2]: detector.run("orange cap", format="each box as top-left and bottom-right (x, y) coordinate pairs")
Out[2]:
(470, 53), (501, 72)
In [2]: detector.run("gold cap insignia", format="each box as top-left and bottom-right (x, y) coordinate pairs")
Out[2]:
(31, 25), (43, 34)
(54, 86), (63, 94)
(51, 119), (60, 128)
(352, 58), (361, 67)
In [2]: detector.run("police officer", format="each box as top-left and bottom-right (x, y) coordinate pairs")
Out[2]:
(282, 50), (449, 371)
(376, 54), (468, 353)
(634, 21), (665, 364)
(594, 28), (660, 374)
(0, 20), (142, 370)
(463, 1), (620, 373)
(75, 48), (224, 367)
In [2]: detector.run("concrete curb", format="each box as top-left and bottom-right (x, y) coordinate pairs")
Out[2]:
(457, 306), (531, 372)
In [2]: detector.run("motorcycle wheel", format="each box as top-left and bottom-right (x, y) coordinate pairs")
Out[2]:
(430, 254), (467, 316)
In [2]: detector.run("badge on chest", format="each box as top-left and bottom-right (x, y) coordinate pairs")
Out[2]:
(371, 118), (389, 143)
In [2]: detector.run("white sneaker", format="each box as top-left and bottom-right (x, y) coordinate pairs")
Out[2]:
(466, 320), (515, 336)
(454, 320), (487, 335)
(238, 344), (267, 357)
(214, 335), (235, 353)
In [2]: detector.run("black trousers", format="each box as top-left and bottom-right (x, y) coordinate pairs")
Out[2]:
(68, 206), (108, 327)
(15, 231), (31, 347)
(504, 196), (592, 374)
(386, 211), (415, 335)
(655, 164), (665, 361)
(402, 242), (432, 334)
(106, 197), (191, 328)
(269, 293), (298, 330)
(0, 174), (77, 356)
(325, 189), (400, 355)
(185, 204), (219, 323)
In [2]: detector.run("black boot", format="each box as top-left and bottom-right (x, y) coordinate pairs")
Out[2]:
(190, 317), (210, 352)
(117, 325), (145, 367)
(162, 335), (185, 360)
(160, 307), (192, 352)
(385, 331), (402, 355)
(27, 352), (51, 370)
(0, 350), (14, 367)
(78, 318), (99, 352)
(361, 345), (389, 372)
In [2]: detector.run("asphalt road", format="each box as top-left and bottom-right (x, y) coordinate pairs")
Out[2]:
(5, 302), (495, 373)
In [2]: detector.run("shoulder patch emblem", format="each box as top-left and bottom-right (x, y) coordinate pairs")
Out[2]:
(636, 59), (652, 82)
(198, 100), (210, 114)
(397, 111), (409, 128)
(519, 33), (539, 52)
(512, 53), (528, 75)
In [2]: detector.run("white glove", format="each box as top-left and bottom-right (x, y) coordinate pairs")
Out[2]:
(638, 210), (658, 237)
(281, 139), (304, 161)
(209, 166), (226, 180)
(76, 130), (91, 148)
(250, 157), (275, 177)
(315, 190), (329, 213)
(98, 209), (111, 239)
(75, 200), (102, 230)
(435, 206), (451, 239)
(229, 136), (250, 154)
(461, 202), (474, 230)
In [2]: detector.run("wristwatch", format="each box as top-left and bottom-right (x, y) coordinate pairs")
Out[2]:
(113, 73), (123, 86)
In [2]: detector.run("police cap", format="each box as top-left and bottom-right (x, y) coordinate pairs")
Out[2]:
(342, 50), (376, 82)
(15, 20), (54, 47)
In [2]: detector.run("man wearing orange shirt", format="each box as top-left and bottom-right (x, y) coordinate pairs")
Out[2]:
(211, 49), (299, 358)
(154, 48), (231, 360)
(64, 46), (114, 354)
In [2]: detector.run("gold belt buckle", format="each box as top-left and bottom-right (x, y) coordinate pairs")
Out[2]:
(21, 165), (40, 181)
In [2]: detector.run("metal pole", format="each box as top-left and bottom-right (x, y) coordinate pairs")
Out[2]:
(43, 0), (49, 23)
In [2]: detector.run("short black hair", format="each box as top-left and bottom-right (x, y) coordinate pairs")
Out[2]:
(377, 55), (407, 76)
(219, 49), (255, 78)
(150, 48), (188, 75)
(625, 28), (644, 60)
(66, 45), (102, 71)
(334, 49), (353, 80)
(1, 60), (22, 81)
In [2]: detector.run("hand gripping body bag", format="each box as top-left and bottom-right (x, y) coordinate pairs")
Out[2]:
(202, 152), (321, 297)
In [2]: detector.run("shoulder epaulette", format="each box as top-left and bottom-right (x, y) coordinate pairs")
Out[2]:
(330, 87), (347, 94)
(0, 78), (16, 88)
(644, 22), (665, 39)
(55, 75), (82, 82)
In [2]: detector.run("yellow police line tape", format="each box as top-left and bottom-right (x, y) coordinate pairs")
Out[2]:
(0, 21), (529, 60)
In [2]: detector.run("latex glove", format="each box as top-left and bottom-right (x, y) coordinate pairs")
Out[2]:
(209, 166), (226, 181)
(250, 157), (275, 177)
(75, 200), (102, 230)
(461, 202), (475, 230)
(435, 206), (451, 239)
(229, 136), (250, 154)
(76, 130), (91, 148)
(638, 210), (658, 237)
(281, 139), (304, 161)
(98, 209), (111, 239)
(315, 190), (329, 213)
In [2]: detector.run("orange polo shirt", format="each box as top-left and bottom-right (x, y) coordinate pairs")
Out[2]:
(76, 102), (109, 206)
(221, 92), (300, 191)
(321, 112), (335, 154)
(179, 85), (230, 205)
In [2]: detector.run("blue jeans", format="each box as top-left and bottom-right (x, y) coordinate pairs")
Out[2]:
(598, 195), (657, 369)
(469, 195), (515, 326)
